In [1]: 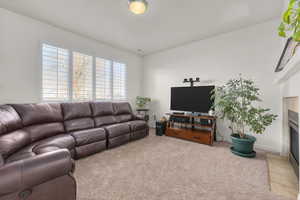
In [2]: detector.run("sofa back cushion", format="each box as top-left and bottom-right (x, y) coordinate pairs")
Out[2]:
(0, 105), (31, 159)
(62, 102), (94, 132)
(91, 102), (114, 116)
(113, 102), (133, 123)
(91, 102), (117, 127)
(0, 130), (31, 159)
(11, 103), (65, 142)
(0, 105), (22, 135)
(113, 102), (132, 115)
(12, 103), (63, 126)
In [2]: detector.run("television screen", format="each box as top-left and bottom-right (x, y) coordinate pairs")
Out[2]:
(170, 86), (215, 113)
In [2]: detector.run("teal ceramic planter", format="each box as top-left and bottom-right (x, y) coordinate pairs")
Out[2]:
(231, 134), (256, 158)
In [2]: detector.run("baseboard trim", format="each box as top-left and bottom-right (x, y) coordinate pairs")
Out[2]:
(254, 143), (280, 154)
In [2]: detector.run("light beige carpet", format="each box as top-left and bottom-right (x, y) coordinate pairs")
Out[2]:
(74, 130), (292, 200)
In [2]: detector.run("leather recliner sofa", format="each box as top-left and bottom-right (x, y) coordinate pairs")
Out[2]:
(0, 102), (149, 200)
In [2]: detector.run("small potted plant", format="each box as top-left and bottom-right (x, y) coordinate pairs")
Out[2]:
(136, 96), (151, 110)
(212, 75), (277, 158)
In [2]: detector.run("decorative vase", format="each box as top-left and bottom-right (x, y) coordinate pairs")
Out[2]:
(230, 134), (256, 158)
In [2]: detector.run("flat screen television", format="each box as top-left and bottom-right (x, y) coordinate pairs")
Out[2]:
(170, 86), (215, 113)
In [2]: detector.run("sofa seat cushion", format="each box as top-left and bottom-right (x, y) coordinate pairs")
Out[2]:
(70, 128), (106, 146)
(5, 143), (37, 163)
(115, 114), (132, 123)
(127, 120), (147, 131)
(6, 151), (35, 163)
(34, 146), (62, 155)
(105, 123), (130, 138)
(33, 134), (75, 152)
(5, 134), (75, 163)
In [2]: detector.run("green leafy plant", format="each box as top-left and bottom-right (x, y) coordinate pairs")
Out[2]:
(136, 96), (151, 109)
(212, 75), (277, 138)
(279, 0), (300, 41)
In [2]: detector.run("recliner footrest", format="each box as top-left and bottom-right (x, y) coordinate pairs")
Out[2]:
(108, 134), (130, 149)
(75, 140), (106, 159)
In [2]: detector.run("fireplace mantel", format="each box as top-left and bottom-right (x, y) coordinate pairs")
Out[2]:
(275, 50), (300, 84)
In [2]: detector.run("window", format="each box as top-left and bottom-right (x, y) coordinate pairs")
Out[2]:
(95, 58), (112, 100)
(42, 44), (69, 101)
(113, 62), (127, 101)
(72, 52), (93, 101)
(42, 44), (127, 102)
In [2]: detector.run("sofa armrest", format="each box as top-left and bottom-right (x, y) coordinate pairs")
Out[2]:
(0, 149), (74, 196)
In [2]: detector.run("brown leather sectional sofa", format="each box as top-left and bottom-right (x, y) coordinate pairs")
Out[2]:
(0, 102), (149, 200)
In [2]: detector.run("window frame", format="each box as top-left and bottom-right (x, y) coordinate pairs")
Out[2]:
(40, 42), (128, 102)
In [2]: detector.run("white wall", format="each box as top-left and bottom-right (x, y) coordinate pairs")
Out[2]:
(143, 19), (283, 153)
(0, 8), (143, 105)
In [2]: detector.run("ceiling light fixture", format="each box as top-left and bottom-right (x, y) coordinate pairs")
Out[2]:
(128, 0), (148, 15)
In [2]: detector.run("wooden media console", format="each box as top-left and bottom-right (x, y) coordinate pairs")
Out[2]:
(165, 113), (216, 145)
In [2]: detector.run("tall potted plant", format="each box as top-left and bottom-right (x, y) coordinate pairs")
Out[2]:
(212, 75), (277, 158)
(278, 0), (300, 41)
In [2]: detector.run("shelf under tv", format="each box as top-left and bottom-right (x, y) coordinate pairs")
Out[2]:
(165, 113), (216, 145)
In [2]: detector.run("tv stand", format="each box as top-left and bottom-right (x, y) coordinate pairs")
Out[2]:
(165, 113), (216, 145)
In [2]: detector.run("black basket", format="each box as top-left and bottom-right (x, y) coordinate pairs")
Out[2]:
(156, 121), (167, 136)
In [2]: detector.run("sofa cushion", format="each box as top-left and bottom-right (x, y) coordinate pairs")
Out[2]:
(91, 102), (114, 116)
(24, 122), (65, 142)
(0, 105), (22, 135)
(115, 114), (132, 123)
(5, 143), (36, 163)
(6, 151), (35, 163)
(127, 120), (147, 131)
(33, 134), (75, 153)
(12, 103), (63, 126)
(62, 102), (92, 120)
(94, 115), (117, 127)
(113, 102), (132, 115)
(0, 130), (31, 159)
(71, 128), (106, 146)
(5, 136), (75, 163)
(33, 146), (61, 155)
(105, 123), (130, 138)
(64, 118), (94, 132)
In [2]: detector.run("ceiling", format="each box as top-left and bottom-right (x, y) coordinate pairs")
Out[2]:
(0, 0), (283, 55)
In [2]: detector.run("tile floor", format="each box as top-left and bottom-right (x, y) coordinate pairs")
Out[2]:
(267, 154), (298, 199)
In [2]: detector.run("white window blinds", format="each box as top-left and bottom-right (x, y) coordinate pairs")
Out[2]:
(95, 57), (112, 100)
(41, 43), (127, 102)
(113, 62), (127, 101)
(72, 52), (93, 101)
(42, 44), (69, 101)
